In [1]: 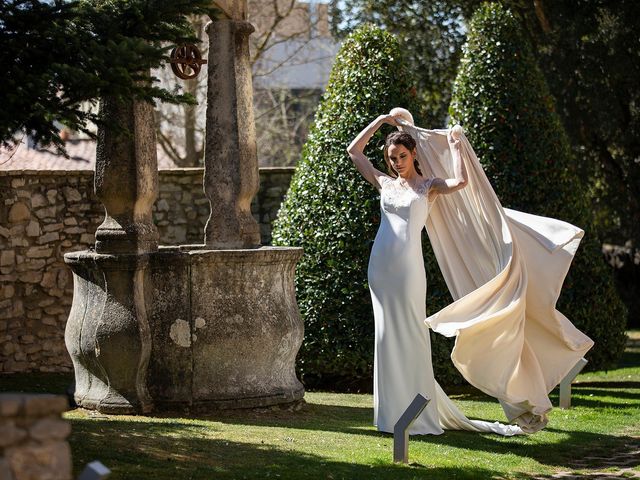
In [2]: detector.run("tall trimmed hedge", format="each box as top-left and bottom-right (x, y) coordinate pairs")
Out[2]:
(449, 3), (627, 370)
(272, 25), (463, 390)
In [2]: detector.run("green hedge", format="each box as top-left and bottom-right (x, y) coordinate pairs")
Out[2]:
(272, 24), (463, 390)
(449, 2), (627, 370)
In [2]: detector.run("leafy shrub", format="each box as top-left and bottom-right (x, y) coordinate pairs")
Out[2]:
(272, 24), (463, 390)
(449, 2), (627, 370)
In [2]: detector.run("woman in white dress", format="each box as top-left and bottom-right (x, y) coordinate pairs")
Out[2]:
(347, 108), (593, 436)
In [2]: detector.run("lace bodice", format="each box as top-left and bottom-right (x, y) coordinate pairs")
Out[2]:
(378, 175), (432, 210)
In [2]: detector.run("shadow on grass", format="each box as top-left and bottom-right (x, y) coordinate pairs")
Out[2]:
(68, 416), (502, 480)
(189, 400), (640, 470)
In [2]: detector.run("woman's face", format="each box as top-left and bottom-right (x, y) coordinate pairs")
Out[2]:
(387, 144), (417, 178)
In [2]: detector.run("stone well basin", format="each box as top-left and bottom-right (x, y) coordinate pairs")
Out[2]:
(64, 245), (304, 413)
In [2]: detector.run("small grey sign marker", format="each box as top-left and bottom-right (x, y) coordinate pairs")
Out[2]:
(559, 357), (588, 409)
(78, 461), (111, 480)
(393, 393), (431, 464)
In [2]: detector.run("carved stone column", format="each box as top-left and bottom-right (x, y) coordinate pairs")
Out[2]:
(64, 94), (157, 414)
(94, 96), (159, 254)
(203, 17), (261, 248)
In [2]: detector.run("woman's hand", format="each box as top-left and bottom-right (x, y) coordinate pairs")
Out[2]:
(377, 114), (399, 127)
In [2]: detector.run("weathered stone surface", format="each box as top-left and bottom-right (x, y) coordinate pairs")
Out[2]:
(0, 167), (293, 375)
(94, 94), (159, 254)
(34, 207), (56, 219)
(0, 421), (27, 447)
(46, 189), (58, 204)
(29, 418), (71, 441)
(0, 252), (15, 267)
(64, 251), (153, 414)
(25, 221), (40, 237)
(62, 187), (82, 202)
(37, 232), (59, 244)
(5, 441), (72, 480)
(8, 203), (29, 223)
(203, 18), (260, 248)
(42, 223), (63, 233)
(25, 248), (52, 259)
(21, 395), (68, 416)
(31, 193), (48, 208)
(0, 396), (21, 417)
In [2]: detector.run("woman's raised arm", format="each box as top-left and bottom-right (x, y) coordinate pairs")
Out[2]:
(347, 115), (396, 189)
(429, 127), (468, 196)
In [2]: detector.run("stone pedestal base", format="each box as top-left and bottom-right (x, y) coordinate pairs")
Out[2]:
(64, 246), (304, 413)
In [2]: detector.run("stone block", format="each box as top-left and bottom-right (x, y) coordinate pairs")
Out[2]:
(0, 251), (15, 267)
(25, 345), (42, 355)
(2, 360), (27, 372)
(31, 193), (48, 208)
(42, 223), (63, 233)
(0, 421), (27, 448)
(21, 395), (68, 416)
(62, 217), (77, 226)
(29, 418), (71, 442)
(63, 187), (82, 202)
(0, 458), (11, 480)
(26, 247), (53, 259)
(2, 285), (15, 299)
(10, 238), (28, 248)
(34, 207), (57, 220)
(25, 259), (46, 271)
(40, 271), (58, 289)
(56, 270), (69, 289)
(18, 271), (42, 284)
(157, 199), (170, 212)
(10, 178), (25, 188)
(46, 189), (58, 204)
(41, 317), (57, 326)
(2, 343), (15, 356)
(5, 441), (72, 480)
(26, 310), (43, 320)
(38, 232), (60, 244)
(8, 203), (30, 223)
(43, 305), (64, 316)
(0, 226), (9, 238)
(79, 233), (94, 244)
(25, 221), (40, 237)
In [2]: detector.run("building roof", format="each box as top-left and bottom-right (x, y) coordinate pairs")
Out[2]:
(1, 138), (180, 171)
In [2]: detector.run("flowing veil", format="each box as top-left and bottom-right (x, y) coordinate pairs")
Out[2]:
(394, 112), (594, 433)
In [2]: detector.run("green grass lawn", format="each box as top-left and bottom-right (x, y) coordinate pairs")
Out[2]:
(2, 331), (639, 479)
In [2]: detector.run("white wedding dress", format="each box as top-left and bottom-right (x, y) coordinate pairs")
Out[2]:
(369, 175), (522, 436)
(367, 115), (594, 435)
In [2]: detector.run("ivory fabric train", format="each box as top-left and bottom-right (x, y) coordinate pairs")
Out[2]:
(368, 175), (522, 436)
(388, 118), (594, 433)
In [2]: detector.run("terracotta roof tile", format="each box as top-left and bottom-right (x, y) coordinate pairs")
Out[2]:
(1, 139), (180, 171)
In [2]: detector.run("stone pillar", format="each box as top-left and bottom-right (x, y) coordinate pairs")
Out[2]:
(0, 394), (72, 480)
(64, 92), (157, 413)
(203, 17), (261, 248)
(94, 95), (159, 254)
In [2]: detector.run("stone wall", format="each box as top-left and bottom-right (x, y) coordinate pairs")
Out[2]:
(0, 394), (71, 480)
(0, 167), (295, 374)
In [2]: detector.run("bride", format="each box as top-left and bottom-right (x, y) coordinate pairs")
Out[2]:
(347, 108), (594, 435)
